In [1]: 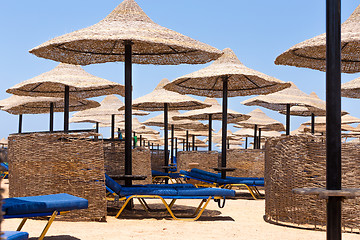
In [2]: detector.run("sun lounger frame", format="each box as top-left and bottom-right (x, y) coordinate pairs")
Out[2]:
(115, 195), (224, 221)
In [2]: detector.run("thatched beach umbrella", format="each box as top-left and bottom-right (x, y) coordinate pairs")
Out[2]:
(173, 97), (250, 151)
(73, 95), (127, 138)
(143, 108), (208, 167)
(341, 77), (360, 99)
(131, 79), (209, 171)
(1, 95), (99, 133)
(276, 3), (360, 236)
(164, 48), (290, 178)
(235, 109), (285, 149)
(7, 63), (124, 133)
(29, 0), (221, 186)
(241, 82), (325, 135)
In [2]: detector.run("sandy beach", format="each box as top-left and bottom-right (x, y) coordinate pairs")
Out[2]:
(1, 180), (358, 240)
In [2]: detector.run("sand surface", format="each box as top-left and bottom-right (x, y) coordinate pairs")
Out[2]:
(1, 180), (359, 240)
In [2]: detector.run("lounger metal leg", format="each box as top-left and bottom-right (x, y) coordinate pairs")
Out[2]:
(224, 184), (258, 200)
(168, 199), (177, 209)
(116, 195), (213, 221)
(138, 198), (150, 212)
(38, 210), (58, 240)
(16, 218), (28, 231)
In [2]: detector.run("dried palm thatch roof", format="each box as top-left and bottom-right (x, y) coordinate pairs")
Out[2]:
(143, 110), (208, 130)
(174, 129), (212, 137)
(341, 77), (360, 99)
(73, 95), (147, 117)
(6, 63), (125, 98)
(0, 95), (99, 115)
(275, 4), (360, 73)
(234, 109), (285, 131)
(129, 79), (210, 111)
(172, 97), (250, 123)
(241, 82), (325, 112)
(70, 115), (124, 124)
(303, 124), (357, 134)
(302, 114), (360, 125)
(164, 48), (290, 98)
(29, 0), (221, 66)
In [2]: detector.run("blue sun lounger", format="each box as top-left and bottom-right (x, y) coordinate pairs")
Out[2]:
(105, 174), (235, 220)
(151, 170), (185, 184)
(3, 193), (88, 240)
(180, 168), (264, 200)
(2, 231), (29, 240)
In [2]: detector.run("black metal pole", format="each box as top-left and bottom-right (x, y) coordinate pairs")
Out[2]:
(164, 103), (169, 172)
(139, 135), (142, 147)
(286, 104), (290, 135)
(208, 114), (212, 151)
(151, 143), (154, 150)
(96, 122), (99, 134)
(254, 124), (258, 150)
(311, 113), (315, 134)
(49, 102), (54, 133)
(227, 139), (230, 149)
(192, 135), (195, 151)
(258, 128), (262, 149)
(171, 124), (174, 164)
(183, 139), (185, 151)
(245, 137), (248, 149)
(64, 85), (69, 133)
(186, 130), (189, 151)
(221, 76), (229, 179)
(18, 114), (23, 134)
(124, 41), (133, 186)
(326, 1), (342, 239)
(175, 137), (178, 158)
(111, 114), (115, 139)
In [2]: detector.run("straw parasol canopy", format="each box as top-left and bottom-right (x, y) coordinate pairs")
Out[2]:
(235, 109), (285, 131)
(242, 83), (324, 112)
(0, 95), (99, 115)
(29, 0), (222, 66)
(341, 77), (360, 99)
(0, 138), (8, 147)
(7, 63), (125, 98)
(173, 97), (250, 123)
(70, 115), (124, 124)
(130, 79), (210, 111)
(143, 110), (208, 131)
(164, 48), (290, 177)
(233, 128), (281, 138)
(302, 114), (360, 126)
(164, 48), (290, 98)
(275, 5), (360, 73)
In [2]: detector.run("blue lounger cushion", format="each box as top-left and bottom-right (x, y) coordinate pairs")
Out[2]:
(105, 174), (235, 197)
(3, 193), (88, 216)
(181, 169), (265, 186)
(2, 231), (29, 240)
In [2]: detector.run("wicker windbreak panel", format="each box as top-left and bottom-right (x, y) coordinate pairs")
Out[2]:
(265, 135), (360, 233)
(177, 151), (218, 172)
(150, 149), (165, 172)
(104, 142), (152, 184)
(223, 149), (265, 178)
(8, 132), (106, 222)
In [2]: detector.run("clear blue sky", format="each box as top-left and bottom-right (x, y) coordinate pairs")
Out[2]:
(1, 1), (359, 144)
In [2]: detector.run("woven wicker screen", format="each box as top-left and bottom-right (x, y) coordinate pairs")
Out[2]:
(8, 132), (106, 222)
(150, 149), (166, 172)
(221, 149), (265, 178)
(103, 141), (152, 185)
(177, 151), (218, 172)
(265, 135), (360, 233)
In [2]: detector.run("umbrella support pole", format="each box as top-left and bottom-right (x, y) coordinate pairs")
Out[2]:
(64, 85), (69, 133)
(208, 114), (212, 151)
(164, 103), (169, 173)
(245, 137), (248, 149)
(286, 104), (290, 135)
(18, 114), (23, 134)
(171, 124), (174, 164)
(111, 114), (115, 139)
(326, 1), (342, 239)
(258, 128), (262, 149)
(311, 113), (315, 134)
(192, 135), (195, 151)
(49, 102), (54, 133)
(186, 130), (189, 151)
(220, 76), (229, 179)
(253, 124), (258, 150)
(124, 41), (133, 188)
